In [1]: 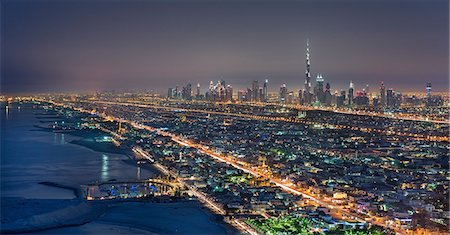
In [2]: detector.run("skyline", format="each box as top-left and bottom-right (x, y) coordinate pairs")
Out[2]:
(1, 0), (449, 95)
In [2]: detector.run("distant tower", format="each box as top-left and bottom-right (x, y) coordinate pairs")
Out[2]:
(252, 80), (259, 102)
(315, 74), (324, 103)
(348, 81), (354, 107)
(426, 83), (431, 98)
(263, 79), (268, 102)
(380, 82), (386, 107)
(365, 84), (370, 97)
(279, 84), (288, 103)
(304, 39), (312, 104)
(196, 83), (200, 98)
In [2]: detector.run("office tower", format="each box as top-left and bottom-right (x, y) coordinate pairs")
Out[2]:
(168, 88), (174, 99)
(182, 83), (192, 100)
(332, 90), (338, 106)
(287, 91), (294, 104)
(337, 90), (346, 108)
(263, 79), (268, 102)
(386, 88), (395, 107)
(380, 82), (386, 107)
(303, 39), (312, 104)
(314, 74), (324, 103)
(279, 84), (287, 103)
(348, 81), (354, 107)
(354, 90), (369, 107)
(324, 82), (332, 106)
(196, 83), (200, 99)
(298, 89), (303, 104)
(426, 83), (431, 98)
(365, 84), (370, 98)
(252, 80), (259, 102)
(225, 85), (233, 101)
(246, 88), (253, 101)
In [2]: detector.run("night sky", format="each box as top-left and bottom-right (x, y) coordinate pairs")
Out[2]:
(1, 0), (448, 95)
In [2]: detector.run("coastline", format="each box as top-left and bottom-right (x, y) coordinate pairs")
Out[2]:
(1, 104), (235, 234)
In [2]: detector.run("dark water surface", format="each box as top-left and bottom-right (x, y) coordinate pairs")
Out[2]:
(1, 103), (157, 199)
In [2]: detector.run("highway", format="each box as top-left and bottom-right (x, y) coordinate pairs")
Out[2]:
(39, 99), (427, 234)
(129, 98), (450, 125)
(90, 100), (449, 142)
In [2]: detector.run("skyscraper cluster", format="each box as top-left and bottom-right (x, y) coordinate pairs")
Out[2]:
(203, 80), (233, 102)
(237, 79), (268, 102)
(168, 40), (439, 109)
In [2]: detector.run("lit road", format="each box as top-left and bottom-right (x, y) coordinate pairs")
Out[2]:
(89, 100), (449, 142)
(38, 98), (429, 234)
(128, 98), (450, 125)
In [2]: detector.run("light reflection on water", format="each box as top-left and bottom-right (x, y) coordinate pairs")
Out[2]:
(101, 154), (109, 181)
(137, 166), (141, 180)
(1, 104), (159, 199)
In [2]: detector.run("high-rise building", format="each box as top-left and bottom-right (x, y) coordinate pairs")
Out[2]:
(386, 88), (395, 107)
(303, 39), (312, 104)
(348, 81), (354, 107)
(365, 84), (370, 98)
(263, 79), (268, 102)
(314, 74), (324, 103)
(426, 83), (431, 98)
(337, 90), (346, 108)
(287, 91), (294, 104)
(354, 90), (369, 107)
(279, 84), (287, 103)
(168, 88), (175, 99)
(298, 89), (303, 104)
(196, 83), (201, 99)
(252, 80), (259, 102)
(225, 85), (233, 101)
(182, 83), (192, 100)
(324, 82), (332, 106)
(380, 82), (386, 107)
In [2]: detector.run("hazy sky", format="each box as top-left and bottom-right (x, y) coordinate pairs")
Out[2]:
(1, 0), (448, 95)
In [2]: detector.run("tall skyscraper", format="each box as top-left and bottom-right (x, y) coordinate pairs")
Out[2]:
(348, 81), (354, 107)
(263, 79), (268, 102)
(426, 83), (431, 98)
(324, 82), (332, 106)
(380, 82), (386, 107)
(303, 39), (312, 104)
(252, 80), (259, 102)
(386, 88), (395, 107)
(279, 84), (287, 103)
(182, 83), (192, 100)
(314, 74), (324, 103)
(196, 83), (201, 98)
(225, 85), (233, 101)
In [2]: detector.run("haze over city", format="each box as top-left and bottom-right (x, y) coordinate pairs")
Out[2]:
(1, 1), (449, 235)
(2, 0), (448, 94)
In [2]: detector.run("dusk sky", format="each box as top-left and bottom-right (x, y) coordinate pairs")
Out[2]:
(1, 0), (448, 95)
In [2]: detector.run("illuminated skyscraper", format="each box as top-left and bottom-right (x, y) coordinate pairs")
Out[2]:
(426, 83), (431, 98)
(380, 82), (386, 107)
(252, 80), (259, 102)
(324, 82), (332, 106)
(263, 79), (268, 102)
(225, 85), (233, 101)
(279, 84), (287, 103)
(386, 88), (395, 107)
(196, 83), (200, 99)
(303, 39), (312, 104)
(314, 74), (324, 103)
(348, 81), (354, 107)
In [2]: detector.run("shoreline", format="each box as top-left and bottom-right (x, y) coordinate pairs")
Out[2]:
(2, 104), (236, 234)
